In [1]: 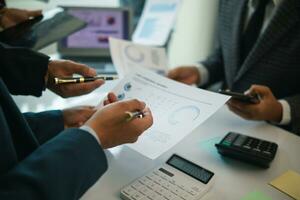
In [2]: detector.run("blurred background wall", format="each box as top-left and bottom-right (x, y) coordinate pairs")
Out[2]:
(168, 0), (219, 67)
(7, 0), (219, 67)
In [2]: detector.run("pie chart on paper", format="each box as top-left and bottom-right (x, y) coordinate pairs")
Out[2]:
(124, 45), (145, 63)
(168, 106), (200, 125)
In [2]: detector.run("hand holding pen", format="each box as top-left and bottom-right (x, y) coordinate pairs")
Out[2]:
(46, 60), (105, 98)
(103, 93), (147, 122)
(85, 99), (153, 149)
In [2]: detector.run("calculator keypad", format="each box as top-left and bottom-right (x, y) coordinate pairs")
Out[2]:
(121, 169), (201, 200)
(216, 132), (278, 168)
(221, 132), (277, 157)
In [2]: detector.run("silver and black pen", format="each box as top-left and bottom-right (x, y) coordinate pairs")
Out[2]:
(54, 75), (118, 84)
(54, 76), (145, 121)
(125, 111), (145, 121)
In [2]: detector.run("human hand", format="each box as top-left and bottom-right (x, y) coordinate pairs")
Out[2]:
(85, 99), (153, 149)
(227, 85), (283, 123)
(103, 92), (118, 106)
(0, 8), (42, 29)
(167, 66), (200, 85)
(95, 92), (118, 110)
(46, 60), (104, 98)
(63, 106), (96, 129)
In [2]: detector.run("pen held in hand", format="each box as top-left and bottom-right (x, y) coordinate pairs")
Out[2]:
(54, 75), (118, 84)
(125, 111), (145, 122)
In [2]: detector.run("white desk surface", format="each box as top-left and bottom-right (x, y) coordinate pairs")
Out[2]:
(8, 1), (300, 200)
(13, 81), (300, 200)
(81, 105), (300, 200)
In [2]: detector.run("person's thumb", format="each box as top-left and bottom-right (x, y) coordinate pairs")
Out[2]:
(245, 85), (271, 97)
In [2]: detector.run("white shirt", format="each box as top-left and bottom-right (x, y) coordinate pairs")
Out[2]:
(196, 0), (291, 125)
(80, 125), (102, 146)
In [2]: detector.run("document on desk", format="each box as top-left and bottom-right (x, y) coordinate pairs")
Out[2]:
(109, 37), (168, 77)
(132, 0), (182, 46)
(110, 67), (230, 159)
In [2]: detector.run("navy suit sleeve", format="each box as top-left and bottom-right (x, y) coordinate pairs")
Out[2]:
(200, 46), (225, 86)
(0, 43), (49, 97)
(284, 95), (300, 136)
(23, 110), (65, 145)
(0, 129), (108, 200)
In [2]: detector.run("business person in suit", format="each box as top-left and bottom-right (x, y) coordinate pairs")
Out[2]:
(0, 43), (153, 199)
(168, 0), (300, 134)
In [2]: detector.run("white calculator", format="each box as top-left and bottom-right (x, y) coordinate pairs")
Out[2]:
(120, 154), (215, 200)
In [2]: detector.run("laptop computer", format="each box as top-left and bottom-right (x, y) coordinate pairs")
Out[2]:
(57, 6), (132, 75)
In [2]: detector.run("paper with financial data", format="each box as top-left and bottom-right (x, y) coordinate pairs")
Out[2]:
(110, 67), (230, 159)
(109, 37), (168, 77)
(132, 0), (182, 46)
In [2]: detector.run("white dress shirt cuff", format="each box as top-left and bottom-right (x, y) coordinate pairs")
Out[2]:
(278, 100), (292, 125)
(194, 63), (209, 86)
(80, 125), (101, 146)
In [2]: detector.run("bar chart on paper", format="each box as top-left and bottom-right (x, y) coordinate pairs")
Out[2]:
(133, 0), (182, 46)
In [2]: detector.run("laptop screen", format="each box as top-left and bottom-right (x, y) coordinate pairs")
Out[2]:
(58, 7), (131, 56)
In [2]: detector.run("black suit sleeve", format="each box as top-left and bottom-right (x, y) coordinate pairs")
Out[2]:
(199, 46), (225, 85)
(284, 95), (300, 136)
(0, 129), (108, 200)
(23, 111), (65, 145)
(0, 43), (49, 97)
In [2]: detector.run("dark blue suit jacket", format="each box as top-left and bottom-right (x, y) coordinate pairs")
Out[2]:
(0, 43), (108, 199)
(200, 0), (300, 134)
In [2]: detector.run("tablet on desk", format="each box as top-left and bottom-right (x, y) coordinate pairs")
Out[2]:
(0, 7), (87, 50)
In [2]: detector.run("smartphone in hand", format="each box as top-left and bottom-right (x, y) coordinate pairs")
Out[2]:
(218, 90), (261, 104)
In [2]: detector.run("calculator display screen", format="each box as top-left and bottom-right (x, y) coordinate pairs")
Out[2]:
(167, 155), (214, 184)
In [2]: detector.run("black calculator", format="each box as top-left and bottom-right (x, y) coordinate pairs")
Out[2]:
(215, 132), (278, 168)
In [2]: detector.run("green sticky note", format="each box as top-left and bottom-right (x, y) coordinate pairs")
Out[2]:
(241, 191), (272, 200)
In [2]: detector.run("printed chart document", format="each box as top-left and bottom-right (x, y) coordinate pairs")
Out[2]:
(109, 67), (230, 159)
(132, 0), (182, 46)
(109, 37), (168, 77)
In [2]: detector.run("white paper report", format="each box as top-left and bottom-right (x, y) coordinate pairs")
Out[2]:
(109, 68), (230, 159)
(109, 37), (168, 77)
